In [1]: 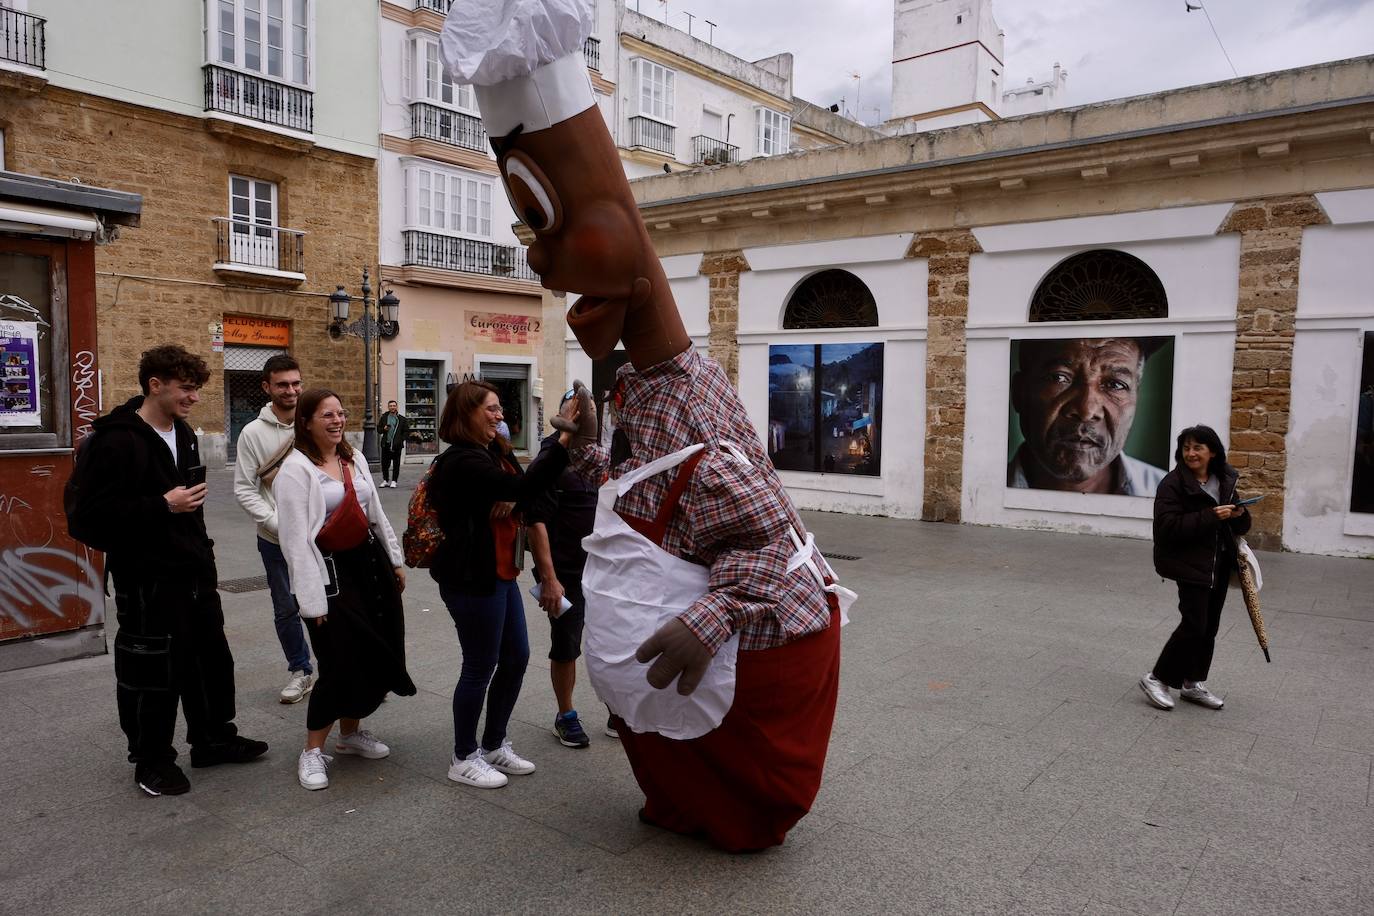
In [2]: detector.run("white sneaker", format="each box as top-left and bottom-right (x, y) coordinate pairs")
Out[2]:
(279, 670), (314, 704)
(298, 748), (332, 790)
(335, 728), (390, 759)
(448, 750), (508, 788)
(484, 740), (536, 775)
(1139, 673), (1175, 710)
(1181, 681), (1224, 709)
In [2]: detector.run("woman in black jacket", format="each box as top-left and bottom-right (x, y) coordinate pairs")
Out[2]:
(1140, 425), (1252, 711)
(429, 380), (576, 789)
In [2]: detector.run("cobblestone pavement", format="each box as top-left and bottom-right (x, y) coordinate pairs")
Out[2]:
(3, 467), (1371, 915)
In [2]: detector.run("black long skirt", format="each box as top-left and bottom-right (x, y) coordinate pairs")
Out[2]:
(303, 534), (417, 731)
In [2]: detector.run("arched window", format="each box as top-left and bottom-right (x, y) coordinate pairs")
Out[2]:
(1029, 249), (1167, 322)
(783, 269), (879, 329)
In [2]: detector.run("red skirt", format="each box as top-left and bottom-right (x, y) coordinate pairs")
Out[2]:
(613, 608), (841, 852)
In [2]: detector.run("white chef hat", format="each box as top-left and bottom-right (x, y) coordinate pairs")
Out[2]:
(440, 0), (596, 137)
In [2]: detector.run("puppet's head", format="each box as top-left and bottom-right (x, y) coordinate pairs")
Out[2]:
(442, 3), (690, 371)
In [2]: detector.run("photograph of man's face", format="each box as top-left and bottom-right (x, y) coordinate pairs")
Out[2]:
(1008, 336), (1173, 496)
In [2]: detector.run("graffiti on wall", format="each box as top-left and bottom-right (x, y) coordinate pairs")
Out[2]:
(72, 350), (98, 442)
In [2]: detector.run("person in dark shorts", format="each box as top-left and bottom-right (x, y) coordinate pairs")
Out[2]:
(526, 388), (599, 748)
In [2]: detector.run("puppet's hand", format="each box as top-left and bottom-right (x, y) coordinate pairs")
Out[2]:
(550, 380), (599, 448)
(635, 618), (711, 695)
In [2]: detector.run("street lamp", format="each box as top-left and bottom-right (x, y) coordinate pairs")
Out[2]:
(327, 267), (400, 470)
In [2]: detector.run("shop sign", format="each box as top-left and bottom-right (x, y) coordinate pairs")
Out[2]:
(465, 311), (541, 345)
(0, 320), (41, 427)
(224, 314), (291, 347)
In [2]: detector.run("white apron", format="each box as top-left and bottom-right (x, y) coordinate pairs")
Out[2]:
(582, 441), (856, 741)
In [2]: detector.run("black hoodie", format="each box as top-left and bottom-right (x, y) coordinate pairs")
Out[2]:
(82, 395), (215, 577)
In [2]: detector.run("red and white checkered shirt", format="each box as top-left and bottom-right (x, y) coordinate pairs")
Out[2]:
(572, 349), (833, 653)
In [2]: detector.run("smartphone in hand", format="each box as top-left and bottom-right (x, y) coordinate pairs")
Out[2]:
(185, 465), (207, 487)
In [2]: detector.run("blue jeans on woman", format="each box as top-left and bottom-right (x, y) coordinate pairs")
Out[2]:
(440, 579), (529, 759)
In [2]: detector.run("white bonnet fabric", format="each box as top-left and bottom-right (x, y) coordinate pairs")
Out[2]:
(440, 0), (595, 136)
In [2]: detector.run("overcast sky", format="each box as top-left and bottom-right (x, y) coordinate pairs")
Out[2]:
(628, 0), (1374, 124)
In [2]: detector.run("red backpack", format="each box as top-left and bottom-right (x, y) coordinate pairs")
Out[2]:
(402, 457), (444, 568)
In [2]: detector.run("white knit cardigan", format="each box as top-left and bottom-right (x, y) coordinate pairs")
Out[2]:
(272, 449), (403, 619)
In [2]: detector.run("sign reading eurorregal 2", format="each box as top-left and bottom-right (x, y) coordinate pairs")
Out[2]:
(465, 311), (542, 345)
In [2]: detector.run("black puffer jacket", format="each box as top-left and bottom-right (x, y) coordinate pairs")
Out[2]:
(1152, 463), (1252, 587)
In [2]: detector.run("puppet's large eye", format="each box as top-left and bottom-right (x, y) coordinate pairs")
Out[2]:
(501, 152), (562, 233)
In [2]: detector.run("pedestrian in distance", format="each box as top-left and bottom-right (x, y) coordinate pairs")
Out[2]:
(525, 387), (599, 749)
(232, 353), (316, 704)
(1140, 424), (1252, 711)
(67, 344), (267, 797)
(428, 380), (578, 788)
(274, 389), (416, 791)
(378, 399), (409, 489)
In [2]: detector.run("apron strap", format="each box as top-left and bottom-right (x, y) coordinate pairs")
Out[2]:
(620, 448), (706, 547)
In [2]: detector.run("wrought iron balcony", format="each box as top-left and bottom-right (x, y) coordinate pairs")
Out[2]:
(583, 36), (601, 72)
(627, 116), (674, 156)
(402, 231), (535, 281)
(213, 218), (306, 276)
(691, 135), (739, 166)
(1, 7), (44, 70)
(416, 0), (454, 11)
(410, 102), (487, 153)
(204, 65), (313, 133)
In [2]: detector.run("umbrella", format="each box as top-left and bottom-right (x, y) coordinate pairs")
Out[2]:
(1235, 545), (1271, 662)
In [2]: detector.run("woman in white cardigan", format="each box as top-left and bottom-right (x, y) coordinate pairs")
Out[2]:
(273, 388), (415, 791)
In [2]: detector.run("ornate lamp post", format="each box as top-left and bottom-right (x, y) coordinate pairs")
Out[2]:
(328, 267), (400, 469)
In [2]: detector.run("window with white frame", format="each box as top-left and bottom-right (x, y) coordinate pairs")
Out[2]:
(755, 107), (790, 157)
(404, 164), (493, 238)
(211, 0), (311, 86)
(227, 175), (281, 268)
(632, 59), (675, 122)
(404, 35), (476, 111)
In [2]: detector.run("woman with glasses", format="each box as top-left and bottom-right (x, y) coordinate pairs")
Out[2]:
(274, 389), (415, 790)
(428, 380), (577, 788)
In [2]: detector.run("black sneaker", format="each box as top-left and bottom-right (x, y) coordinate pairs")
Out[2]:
(553, 711), (590, 748)
(135, 761), (190, 796)
(605, 716), (619, 739)
(190, 735), (269, 768)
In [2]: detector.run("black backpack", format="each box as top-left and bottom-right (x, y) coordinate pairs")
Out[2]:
(63, 430), (111, 552)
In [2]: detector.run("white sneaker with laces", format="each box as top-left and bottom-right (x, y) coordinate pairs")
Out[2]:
(279, 670), (314, 704)
(335, 728), (390, 759)
(448, 750), (508, 788)
(484, 740), (536, 775)
(1139, 673), (1175, 710)
(298, 748), (332, 790)
(1180, 681), (1224, 709)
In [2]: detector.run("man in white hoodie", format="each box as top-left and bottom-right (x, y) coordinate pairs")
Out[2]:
(233, 354), (314, 702)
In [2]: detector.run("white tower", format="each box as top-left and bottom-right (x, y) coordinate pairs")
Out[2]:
(889, 0), (1006, 133)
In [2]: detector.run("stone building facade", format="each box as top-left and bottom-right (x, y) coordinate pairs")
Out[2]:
(559, 56), (1374, 557)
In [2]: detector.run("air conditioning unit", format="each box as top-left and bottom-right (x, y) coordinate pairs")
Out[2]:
(491, 246), (515, 276)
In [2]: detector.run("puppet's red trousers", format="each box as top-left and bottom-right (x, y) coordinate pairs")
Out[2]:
(613, 608), (841, 852)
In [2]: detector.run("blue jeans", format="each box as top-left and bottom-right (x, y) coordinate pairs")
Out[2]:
(441, 579), (529, 759)
(257, 536), (313, 675)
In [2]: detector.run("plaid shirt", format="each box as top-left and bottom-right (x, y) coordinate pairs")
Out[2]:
(572, 349), (832, 652)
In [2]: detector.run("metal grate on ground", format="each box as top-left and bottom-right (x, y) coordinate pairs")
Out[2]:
(218, 575), (270, 594)
(826, 553), (861, 561)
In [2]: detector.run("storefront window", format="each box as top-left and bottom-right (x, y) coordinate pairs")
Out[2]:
(480, 362), (530, 452)
(1, 247), (68, 447)
(404, 360), (442, 456)
(768, 343), (883, 476)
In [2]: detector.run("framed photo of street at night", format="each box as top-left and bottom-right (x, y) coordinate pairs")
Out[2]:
(768, 343), (883, 476)
(1352, 332), (1374, 515)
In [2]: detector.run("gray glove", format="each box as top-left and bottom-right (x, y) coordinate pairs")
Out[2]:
(550, 380), (598, 448)
(635, 617), (712, 695)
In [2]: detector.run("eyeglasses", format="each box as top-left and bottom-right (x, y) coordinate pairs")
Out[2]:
(317, 410), (348, 421)
(483, 404), (504, 415)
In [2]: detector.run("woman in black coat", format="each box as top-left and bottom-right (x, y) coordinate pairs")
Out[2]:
(1140, 425), (1252, 711)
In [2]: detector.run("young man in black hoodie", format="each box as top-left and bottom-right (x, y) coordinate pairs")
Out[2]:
(82, 345), (267, 796)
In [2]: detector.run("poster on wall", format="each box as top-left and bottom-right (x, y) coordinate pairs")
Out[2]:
(1007, 336), (1174, 496)
(0, 320), (41, 427)
(767, 343), (883, 476)
(1351, 331), (1374, 514)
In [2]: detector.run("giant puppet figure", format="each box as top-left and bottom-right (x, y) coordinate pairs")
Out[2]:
(442, 0), (854, 852)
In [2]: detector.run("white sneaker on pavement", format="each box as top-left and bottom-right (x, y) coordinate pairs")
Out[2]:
(484, 740), (536, 775)
(335, 728), (390, 759)
(448, 750), (508, 788)
(1180, 681), (1224, 709)
(298, 748), (332, 790)
(1139, 673), (1175, 710)
(280, 670), (314, 704)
